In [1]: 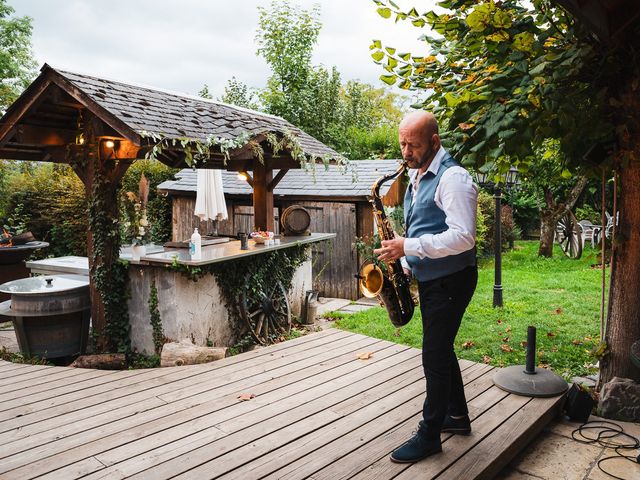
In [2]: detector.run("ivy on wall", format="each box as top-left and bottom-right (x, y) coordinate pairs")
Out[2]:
(170, 245), (309, 341)
(148, 281), (164, 355)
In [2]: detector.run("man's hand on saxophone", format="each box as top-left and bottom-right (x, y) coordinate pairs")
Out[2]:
(374, 236), (405, 262)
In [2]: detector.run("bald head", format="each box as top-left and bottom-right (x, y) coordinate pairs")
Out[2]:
(398, 110), (441, 171)
(399, 110), (439, 138)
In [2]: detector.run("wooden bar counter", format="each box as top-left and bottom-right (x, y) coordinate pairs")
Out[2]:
(127, 233), (335, 355)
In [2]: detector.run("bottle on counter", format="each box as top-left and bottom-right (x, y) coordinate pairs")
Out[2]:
(190, 228), (202, 260)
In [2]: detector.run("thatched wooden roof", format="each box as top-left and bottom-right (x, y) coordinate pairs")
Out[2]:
(0, 64), (340, 168)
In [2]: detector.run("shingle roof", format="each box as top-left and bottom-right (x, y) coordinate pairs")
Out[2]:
(53, 66), (340, 159)
(157, 160), (404, 198)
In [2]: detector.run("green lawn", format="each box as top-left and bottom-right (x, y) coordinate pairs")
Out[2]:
(335, 241), (605, 379)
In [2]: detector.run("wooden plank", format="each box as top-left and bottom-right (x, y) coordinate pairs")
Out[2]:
(253, 161), (274, 232)
(0, 331), (350, 440)
(393, 390), (534, 479)
(0, 364), (82, 388)
(0, 363), (52, 380)
(170, 373), (428, 479)
(0, 331), (354, 435)
(434, 394), (565, 480)
(240, 364), (493, 480)
(0, 368), (112, 399)
(62, 345), (421, 479)
(222, 385), (427, 480)
(308, 367), (500, 480)
(0, 335), (385, 476)
(2, 334), (378, 457)
(37, 457), (107, 480)
(350, 382), (514, 480)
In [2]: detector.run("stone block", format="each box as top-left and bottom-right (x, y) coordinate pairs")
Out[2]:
(598, 377), (640, 422)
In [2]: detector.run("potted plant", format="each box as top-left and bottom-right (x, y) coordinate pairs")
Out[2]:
(122, 173), (151, 260)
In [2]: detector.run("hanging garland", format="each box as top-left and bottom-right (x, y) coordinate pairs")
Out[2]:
(140, 129), (351, 178)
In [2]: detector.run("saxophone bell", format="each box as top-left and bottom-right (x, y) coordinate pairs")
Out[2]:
(358, 262), (385, 298)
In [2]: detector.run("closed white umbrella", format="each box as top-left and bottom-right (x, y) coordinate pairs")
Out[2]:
(194, 169), (228, 223)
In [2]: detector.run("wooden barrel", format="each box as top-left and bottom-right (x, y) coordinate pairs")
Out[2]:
(0, 275), (91, 358)
(281, 205), (311, 236)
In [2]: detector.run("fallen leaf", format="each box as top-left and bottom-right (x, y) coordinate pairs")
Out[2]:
(519, 341), (527, 348)
(551, 308), (563, 315)
(551, 347), (558, 352)
(572, 339), (583, 345)
(462, 341), (475, 349)
(458, 122), (475, 130)
(505, 327), (512, 333)
(356, 352), (374, 360)
(237, 393), (256, 401)
(500, 344), (513, 353)
(502, 336), (510, 342)
(584, 336), (592, 342)
(393, 328), (401, 337)
(483, 355), (492, 364)
(497, 319), (503, 324)
(538, 363), (550, 369)
(547, 332), (556, 337)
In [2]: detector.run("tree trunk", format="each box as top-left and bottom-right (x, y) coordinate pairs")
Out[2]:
(600, 79), (640, 384)
(538, 210), (557, 257)
(537, 177), (588, 257)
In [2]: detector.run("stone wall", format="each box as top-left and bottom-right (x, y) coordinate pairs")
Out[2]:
(128, 259), (312, 355)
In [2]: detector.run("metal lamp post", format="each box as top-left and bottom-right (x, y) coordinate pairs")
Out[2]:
(476, 167), (519, 308)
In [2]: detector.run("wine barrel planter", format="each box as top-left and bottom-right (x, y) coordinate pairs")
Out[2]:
(0, 275), (90, 359)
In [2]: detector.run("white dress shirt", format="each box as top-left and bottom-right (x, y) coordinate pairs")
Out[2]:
(402, 146), (478, 264)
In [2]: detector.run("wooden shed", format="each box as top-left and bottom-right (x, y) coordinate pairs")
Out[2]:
(158, 160), (407, 300)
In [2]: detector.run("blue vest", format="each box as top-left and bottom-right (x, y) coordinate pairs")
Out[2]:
(404, 154), (476, 281)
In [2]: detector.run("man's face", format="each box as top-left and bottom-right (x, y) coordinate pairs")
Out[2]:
(399, 126), (437, 171)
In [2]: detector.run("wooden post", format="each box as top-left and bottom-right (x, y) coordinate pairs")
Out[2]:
(71, 114), (133, 352)
(252, 160), (274, 232)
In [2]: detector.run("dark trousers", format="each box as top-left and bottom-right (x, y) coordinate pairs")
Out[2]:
(417, 265), (478, 439)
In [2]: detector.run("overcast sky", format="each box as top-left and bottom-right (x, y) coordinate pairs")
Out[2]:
(13, 0), (437, 101)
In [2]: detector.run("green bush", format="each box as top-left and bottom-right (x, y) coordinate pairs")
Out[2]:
(476, 189), (519, 256)
(3, 163), (88, 257)
(575, 205), (600, 224)
(508, 189), (540, 238)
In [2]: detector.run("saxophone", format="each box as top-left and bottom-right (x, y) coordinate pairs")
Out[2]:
(358, 162), (415, 327)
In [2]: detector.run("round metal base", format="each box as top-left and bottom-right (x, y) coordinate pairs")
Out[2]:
(493, 365), (568, 398)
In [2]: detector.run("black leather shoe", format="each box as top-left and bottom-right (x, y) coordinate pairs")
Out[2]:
(390, 431), (442, 463)
(441, 414), (471, 435)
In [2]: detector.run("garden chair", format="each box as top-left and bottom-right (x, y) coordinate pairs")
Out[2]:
(578, 220), (596, 248)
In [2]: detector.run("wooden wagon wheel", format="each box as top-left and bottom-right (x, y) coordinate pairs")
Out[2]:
(555, 210), (583, 259)
(238, 279), (291, 345)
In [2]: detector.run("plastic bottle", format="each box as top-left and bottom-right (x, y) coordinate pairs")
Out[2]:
(190, 228), (202, 260)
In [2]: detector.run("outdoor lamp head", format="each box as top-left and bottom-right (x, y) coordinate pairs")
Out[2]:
(506, 166), (519, 189)
(475, 171), (490, 187)
(238, 171), (249, 181)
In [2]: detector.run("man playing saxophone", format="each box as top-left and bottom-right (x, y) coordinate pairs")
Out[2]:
(374, 110), (478, 464)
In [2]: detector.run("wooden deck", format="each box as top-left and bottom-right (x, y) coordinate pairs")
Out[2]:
(0, 329), (565, 479)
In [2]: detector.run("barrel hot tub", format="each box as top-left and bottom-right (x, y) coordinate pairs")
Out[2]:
(0, 275), (90, 359)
